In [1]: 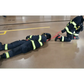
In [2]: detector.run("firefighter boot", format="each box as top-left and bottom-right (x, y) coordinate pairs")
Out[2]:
(73, 35), (79, 40)
(55, 34), (61, 41)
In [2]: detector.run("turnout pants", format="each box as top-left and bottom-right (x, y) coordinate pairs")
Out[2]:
(1, 40), (33, 59)
(60, 32), (73, 42)
(60, 30), (81, 42)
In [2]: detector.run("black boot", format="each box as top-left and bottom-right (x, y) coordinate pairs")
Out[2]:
(73, 35), (79, 40)
(0, 42), (3, 51)
(55, 34), (61, 41)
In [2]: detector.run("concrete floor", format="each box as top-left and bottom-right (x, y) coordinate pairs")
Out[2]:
(0, 16), (84, 68)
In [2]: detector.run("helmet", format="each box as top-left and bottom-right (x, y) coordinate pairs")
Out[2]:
(42, 33), (51, 40)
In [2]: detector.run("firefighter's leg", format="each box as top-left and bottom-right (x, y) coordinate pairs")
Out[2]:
(0, 46), (22, 59)
(0, 41), (32, 59)
(0, 40), (26, 51)
(55, 33), (73, 42)
(73, 30), (80, 40)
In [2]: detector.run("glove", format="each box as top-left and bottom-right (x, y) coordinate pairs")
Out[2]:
(26, 35), (30, 39)
(61, 28), (66, 33)
(76, 26), (83, 32)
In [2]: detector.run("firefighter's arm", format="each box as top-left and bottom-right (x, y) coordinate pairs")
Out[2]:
(61, 22), (70, 33)
(77, 26), (83, 32)
(26, 35), (30, 39)
(26, 35), (33, 41)
(61, 28), (66, 33)
(29, 35), (40, 41)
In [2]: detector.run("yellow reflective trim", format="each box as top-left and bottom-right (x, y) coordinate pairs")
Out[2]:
(74, 25), (77, 28)
(70, 20), (76, 25)
(39, 35), (41, 40)
(70, 20), (72, 24)
(5, 52), (10, 58)
(31, 40), (36, 50)
(73, 33), (79, 36)
(72, 22), (76, 26)
(27, 35), (32, 40)
(78, 26), (80, 28)
(38, 35), (43, 46)
(75, 26), (80, 30)
(65, 27), (73, 34)
(73, 31), (75, 33)
(70, 20), (77, 29)
(62, 36), (64, 42)
(67, 23), (69, 26)
(39, 42), (43, 46)
(5, 44), (8, 50)
(30, 35), (32, 39)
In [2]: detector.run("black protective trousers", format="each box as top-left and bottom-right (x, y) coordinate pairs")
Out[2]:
(1, 40), (33, 59)
(60, 28), (81, 42)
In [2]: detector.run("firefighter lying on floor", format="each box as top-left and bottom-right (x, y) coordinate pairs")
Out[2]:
(0, 33), (51, 59)
(55, 16), (84, 42)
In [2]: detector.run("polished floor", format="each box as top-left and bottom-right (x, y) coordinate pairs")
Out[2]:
(0, 16), (84, 68)
(0, 16), (72, 24)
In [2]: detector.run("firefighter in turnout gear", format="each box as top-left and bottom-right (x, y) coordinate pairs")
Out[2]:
(0, 33), (51, 59)
(55, 16), (84, 42)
